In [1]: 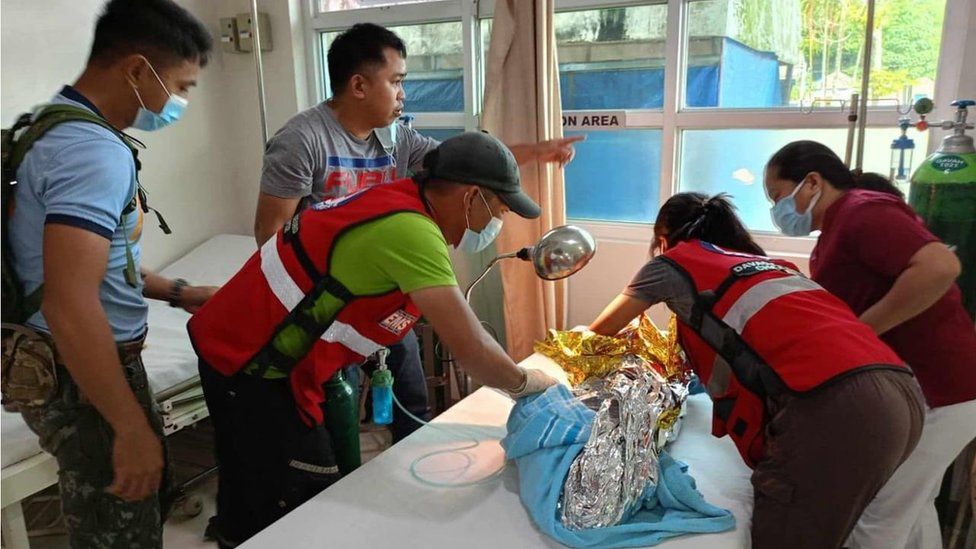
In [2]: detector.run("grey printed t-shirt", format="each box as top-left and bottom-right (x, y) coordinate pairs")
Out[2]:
(260, 101), (439, 202)
(623, 258), (696, 323)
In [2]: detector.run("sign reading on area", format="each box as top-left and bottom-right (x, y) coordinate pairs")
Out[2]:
(562, 111), (626, 130)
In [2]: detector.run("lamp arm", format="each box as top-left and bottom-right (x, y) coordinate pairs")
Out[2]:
(463, 250), (523, 303)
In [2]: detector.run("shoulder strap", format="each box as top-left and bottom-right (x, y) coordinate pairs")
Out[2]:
(657, 255), (788, 398)
(8, 105), (141, 174)
(21, 104), (168, 234)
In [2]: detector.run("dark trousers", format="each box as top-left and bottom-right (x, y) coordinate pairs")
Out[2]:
(199, 360), (341, 548)
(750, 368), (925, 549)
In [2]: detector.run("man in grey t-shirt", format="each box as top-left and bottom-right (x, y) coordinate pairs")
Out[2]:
(254, 23), (583, 441)
(258, 100), (436, 209)
(255, 23), (583, 244)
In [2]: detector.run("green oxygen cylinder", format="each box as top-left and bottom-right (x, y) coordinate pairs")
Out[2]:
(323, 369), (361, 475)
(909, 99), (976, 319)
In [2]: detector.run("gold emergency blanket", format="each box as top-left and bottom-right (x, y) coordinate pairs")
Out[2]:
(534, 314), (687, 386)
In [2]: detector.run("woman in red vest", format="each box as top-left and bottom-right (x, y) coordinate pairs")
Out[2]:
(764, 140), (976, 549)
(589, 192), (924, 549)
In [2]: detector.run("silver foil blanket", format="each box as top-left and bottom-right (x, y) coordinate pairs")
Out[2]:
(559, 356), (689, 530)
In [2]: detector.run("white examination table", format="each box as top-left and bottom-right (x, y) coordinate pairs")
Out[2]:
(241, 353), (755, 548)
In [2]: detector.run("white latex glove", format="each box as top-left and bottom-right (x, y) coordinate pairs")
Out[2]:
(507, 367), (560, 399)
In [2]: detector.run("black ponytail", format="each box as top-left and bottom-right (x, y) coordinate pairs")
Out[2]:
(768, 140), (904, 198)
(851, 169), (905, 199)
(653, 192), (765, 256)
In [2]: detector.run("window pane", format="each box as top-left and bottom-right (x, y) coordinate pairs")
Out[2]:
(416, 127), (464, 142)
(556, 5), (668, 109)
(678, 128), (929, 231)
(870, 0), (946, 106)
(683, 0), (945, 109)
(319, 0), (433, 12)
(321, 22), (463, 112)
(481, 5), (669, 110)
(565, 130), (662, 223)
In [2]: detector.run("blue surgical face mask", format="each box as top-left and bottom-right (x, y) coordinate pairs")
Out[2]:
(458, 191), (503, 254)
(130, 59), (187, 131)
(770, 179), (821, 237)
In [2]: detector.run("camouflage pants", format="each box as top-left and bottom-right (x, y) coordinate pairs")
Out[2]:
(20, 353), (174, 549)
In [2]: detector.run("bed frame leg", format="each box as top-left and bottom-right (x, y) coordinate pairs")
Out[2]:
(1, 501), (31, 549)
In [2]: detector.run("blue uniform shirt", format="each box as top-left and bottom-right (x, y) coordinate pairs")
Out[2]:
(9, 87), (147, 341)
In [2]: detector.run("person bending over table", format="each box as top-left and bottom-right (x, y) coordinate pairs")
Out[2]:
(589, 192), (924, 549)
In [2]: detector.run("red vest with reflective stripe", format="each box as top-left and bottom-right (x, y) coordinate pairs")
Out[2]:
(188, 179), (428, 424)
(662, 240), (906, 467)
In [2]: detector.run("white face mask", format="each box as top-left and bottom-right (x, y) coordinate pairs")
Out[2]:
(457, 190), (503, 253)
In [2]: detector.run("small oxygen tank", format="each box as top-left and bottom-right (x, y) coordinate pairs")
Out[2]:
(322, 369), (361, 475)
(371, 348), (394, 426)
(909, 99), (976, 319)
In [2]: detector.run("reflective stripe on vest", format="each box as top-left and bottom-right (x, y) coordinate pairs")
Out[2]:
(261, 237), (305, 309)
(321, 322), (383, 358)
(260, 237), (383, 358)
(706, 275), (822, 396)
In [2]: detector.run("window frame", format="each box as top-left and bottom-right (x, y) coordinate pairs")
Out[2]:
(303, 0), (960, 255)
(304, 1), (475, 132)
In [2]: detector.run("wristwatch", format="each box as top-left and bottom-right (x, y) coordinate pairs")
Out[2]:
(169, 278), (189, 308)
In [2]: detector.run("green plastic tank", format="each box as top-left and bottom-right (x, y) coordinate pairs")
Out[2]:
(909, 99), (976, 319)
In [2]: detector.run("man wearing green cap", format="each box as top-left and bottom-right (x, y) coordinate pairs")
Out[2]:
(188, 132), (560, 547)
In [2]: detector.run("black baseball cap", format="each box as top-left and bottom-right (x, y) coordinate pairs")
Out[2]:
(419, 132), (541, 219)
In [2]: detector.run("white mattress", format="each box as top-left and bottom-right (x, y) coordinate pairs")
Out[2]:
(143, 234), (256, 394)
(2, 234), (255, 468)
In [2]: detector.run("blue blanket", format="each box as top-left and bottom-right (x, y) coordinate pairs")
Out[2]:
(502, 385), (735, 548)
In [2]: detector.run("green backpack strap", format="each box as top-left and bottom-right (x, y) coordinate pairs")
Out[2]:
(9, 104), (141, 169)
(4, 104), (148, 318)
(29, 105), (175, 237)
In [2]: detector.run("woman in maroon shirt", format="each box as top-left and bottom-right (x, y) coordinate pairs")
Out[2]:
(764, 140), (976, 549)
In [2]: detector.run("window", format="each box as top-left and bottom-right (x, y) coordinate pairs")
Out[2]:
(684, 0), (946, 109)
(679, 128), (930, 231)
(318, 0), (436, 12)
(555, 5), (669, 110)
(483, 5), (670, 110)
(684, 0), (806, 109)
(565, 130), (663, 223)
(305, 0), (954, 240)
(321, 21), (464, 113)
(551, 5), (668, 221)
(869, 0), (945, 105)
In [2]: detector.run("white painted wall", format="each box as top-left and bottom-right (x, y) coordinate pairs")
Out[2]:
(141, 0), (312, 268)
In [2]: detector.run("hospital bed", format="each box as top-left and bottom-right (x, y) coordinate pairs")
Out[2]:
(239, 353), (756, 549)
(1, 234), (255, 549)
